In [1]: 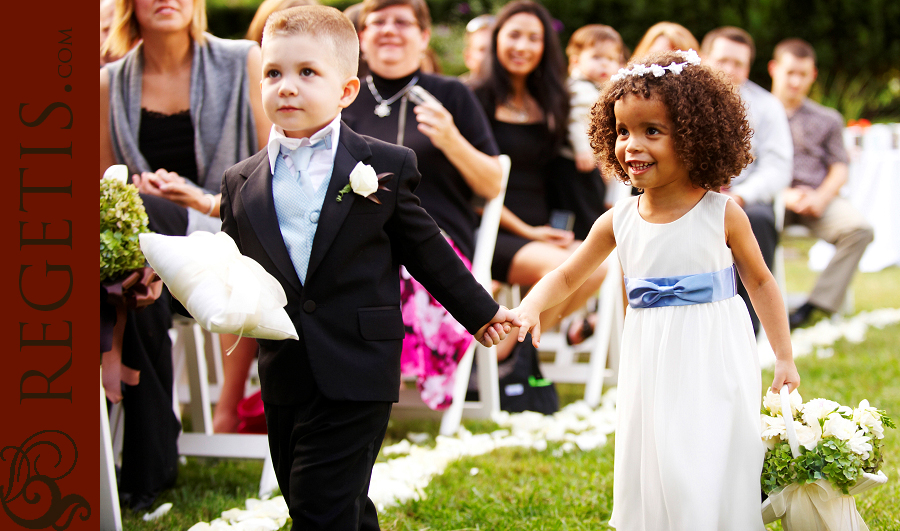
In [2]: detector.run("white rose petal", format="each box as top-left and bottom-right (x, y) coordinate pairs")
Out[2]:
(794, 422), (822, 451)
(846, 429), (873, 459)
(854, 400), (886, 439)
(349, 162), (379, 197)
(760, 414), (786, 446)
(650, 64), (666, 77)
(823, 413), (857, 441)
(801, 398), (841, 427)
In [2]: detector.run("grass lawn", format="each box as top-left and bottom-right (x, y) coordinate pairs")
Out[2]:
(123, 235), (900, 530)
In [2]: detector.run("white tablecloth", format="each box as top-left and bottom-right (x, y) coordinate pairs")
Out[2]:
(808, 124), (900, 272)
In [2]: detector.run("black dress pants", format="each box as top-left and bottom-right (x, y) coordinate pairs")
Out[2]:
(264, 390), (393, 530)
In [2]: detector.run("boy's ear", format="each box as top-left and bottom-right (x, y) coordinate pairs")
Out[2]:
(338, 76), (361, 109)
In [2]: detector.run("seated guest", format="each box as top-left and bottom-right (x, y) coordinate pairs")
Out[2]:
(460, 14), (494, 84)
(343, 0), (503, 410)
(701, 26), (793, 335)
(472, 0), (609, 359)
(767, 38), (874, 328)
(100, 0), (269, 502)
(630, 21), (700, 62)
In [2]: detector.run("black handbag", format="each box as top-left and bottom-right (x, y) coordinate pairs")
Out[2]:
(467, 335), (559, 415)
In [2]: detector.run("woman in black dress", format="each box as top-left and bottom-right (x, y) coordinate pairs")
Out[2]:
(472, 0), (608, 359)
(99, 0), (269, 505)
(343, 0), (503, 410)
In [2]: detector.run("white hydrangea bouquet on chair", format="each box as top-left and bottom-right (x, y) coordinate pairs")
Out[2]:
(760, 385), (894, 530)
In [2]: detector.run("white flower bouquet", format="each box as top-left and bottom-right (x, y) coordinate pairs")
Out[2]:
(760, 386), (894, 529)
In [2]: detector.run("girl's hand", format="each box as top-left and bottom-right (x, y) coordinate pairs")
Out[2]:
(513, 305), (542, 348)
(529, 226), (575, 248)
(475, 306), (521, 348)
(771, 358), (800, 394)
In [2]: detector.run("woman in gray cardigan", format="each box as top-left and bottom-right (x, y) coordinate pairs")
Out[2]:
(99, 0), (269, 509)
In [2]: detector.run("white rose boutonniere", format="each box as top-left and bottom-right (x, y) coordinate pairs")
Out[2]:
(337, 162), (392, 204)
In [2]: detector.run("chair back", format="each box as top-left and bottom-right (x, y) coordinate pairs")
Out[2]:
(470, 154), (510, 290)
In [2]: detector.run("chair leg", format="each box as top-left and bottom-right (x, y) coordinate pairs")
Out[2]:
(439, 342), (475, 436)
(259, 451), (279, 500)
(179, 321), (214, 434)
(100, 375), (123, 531)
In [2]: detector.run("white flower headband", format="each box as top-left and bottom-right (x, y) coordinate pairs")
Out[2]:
(610, 49), (702, 83)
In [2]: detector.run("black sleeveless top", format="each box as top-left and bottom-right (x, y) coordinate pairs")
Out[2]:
(138, 108), (199, 185)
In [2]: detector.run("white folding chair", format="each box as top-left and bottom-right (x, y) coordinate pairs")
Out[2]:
(170, 317), (277, 499)
(100, 371), (123, 531)
(392, 155), (511, 436)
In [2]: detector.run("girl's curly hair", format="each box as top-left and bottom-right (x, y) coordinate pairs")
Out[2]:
(588, 51), (753, 190)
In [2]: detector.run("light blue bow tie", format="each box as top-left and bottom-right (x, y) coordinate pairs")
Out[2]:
(625, 266), (737, 309)
(280, 134), (332, 177)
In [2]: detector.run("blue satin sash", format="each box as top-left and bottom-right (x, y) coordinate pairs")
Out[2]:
(625, 265), (737, 309)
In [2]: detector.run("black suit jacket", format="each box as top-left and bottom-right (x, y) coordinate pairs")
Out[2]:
(220, 123), (499, 405)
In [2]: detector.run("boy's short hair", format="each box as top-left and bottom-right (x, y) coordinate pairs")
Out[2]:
(102, 0), (207, 59)
(246, 0), (319, 45)
(589, 51), (754, 191)
(773, 38), (816, 63)
(566, 24), (626, 66)
(701, 26), (756, 64)
(358, 0), (431, 31)
(263, 5), (359, 78)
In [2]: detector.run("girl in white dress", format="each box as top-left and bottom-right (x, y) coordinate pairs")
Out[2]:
(511, 50), (800, 530)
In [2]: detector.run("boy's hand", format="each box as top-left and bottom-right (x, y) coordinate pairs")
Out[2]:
(475, 306), (521, 347)
(771, 358), (800, 394)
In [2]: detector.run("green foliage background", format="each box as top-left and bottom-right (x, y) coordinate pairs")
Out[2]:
(207, 0), (900, 121)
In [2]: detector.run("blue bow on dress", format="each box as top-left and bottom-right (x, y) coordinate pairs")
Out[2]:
(625, 265), (737, 309)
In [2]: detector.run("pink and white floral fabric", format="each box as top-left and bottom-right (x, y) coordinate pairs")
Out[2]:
(399, 237), (473, 410)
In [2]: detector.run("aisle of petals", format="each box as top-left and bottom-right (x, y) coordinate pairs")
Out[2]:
(758, 308), (900, 368)
(184, 309), (900, 530)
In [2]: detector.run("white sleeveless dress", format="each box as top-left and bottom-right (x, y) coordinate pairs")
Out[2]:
(608, 192), (765, 531)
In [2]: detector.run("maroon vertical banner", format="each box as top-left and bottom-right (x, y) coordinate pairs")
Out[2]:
(1, 1), (98, 530)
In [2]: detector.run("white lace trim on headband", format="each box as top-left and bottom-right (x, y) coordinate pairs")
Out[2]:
(610, 49), (701, 82)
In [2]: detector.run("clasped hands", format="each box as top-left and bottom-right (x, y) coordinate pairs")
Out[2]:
(132, 168), (212, 213)
(476, 301), (550, 349)
(783, 186), (829, 218)
(475, 306), (523, 348)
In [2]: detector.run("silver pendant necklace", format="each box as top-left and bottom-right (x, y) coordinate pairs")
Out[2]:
(366, 74), (419, 118)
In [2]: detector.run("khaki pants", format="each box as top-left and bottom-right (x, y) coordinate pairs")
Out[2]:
(785, 196), (874, 313)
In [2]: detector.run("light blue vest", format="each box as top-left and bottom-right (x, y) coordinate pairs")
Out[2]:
(272, 154), (332, 284)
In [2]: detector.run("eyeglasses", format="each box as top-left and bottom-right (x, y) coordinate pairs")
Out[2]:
(466, 15), (495, 34)
(366, 16), (420, 31)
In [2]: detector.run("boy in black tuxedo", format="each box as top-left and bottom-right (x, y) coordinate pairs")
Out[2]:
(219, 6), (517, 529)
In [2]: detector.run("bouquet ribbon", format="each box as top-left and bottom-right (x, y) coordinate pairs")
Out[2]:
(101, 267), (163, 403)
(769, 479), (868, 531)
